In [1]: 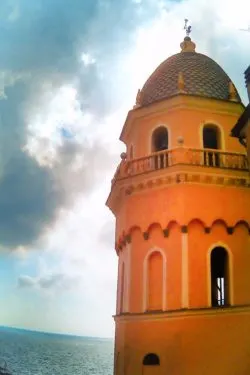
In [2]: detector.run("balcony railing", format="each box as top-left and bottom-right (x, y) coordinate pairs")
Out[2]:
(113, 147), (249, 182)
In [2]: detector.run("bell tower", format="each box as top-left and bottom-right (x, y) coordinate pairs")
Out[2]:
(106, 35), (250, 375)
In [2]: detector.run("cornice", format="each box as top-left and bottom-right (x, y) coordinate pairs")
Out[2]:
(107, 168), (250, 217)
(113, 304), (250, 322)
(122, 171), (250, 197)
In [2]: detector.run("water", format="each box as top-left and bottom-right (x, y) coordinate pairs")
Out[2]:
(0, 327), (114, 375)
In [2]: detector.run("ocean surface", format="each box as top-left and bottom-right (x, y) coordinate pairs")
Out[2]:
(0, 327), (114, 375)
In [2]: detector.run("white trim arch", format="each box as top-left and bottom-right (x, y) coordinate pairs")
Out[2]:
(129, 143), (134, 160)
(207, 242), (234, 307)
(149, 124), (172, 153)
(181, 232), (189, 308)
(143, 247), (167, 312)
(117, 243), (131, 314)
(118, 260), (125, 313)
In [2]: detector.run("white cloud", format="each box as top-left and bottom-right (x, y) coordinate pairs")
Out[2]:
(81, 53), (96, 66)
(18, 275), (37, 288)
(18, 273), (80, 291)
(24, 85), (86, 166)
(0, 70), (30, 100)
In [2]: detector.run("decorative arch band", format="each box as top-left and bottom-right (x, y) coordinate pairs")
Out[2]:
(115, 219), (250, 253)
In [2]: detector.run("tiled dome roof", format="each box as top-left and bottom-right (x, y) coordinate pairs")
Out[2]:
(139, 38), (241, 107)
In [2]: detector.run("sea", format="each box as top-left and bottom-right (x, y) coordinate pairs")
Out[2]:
(0, 326), (114, 375)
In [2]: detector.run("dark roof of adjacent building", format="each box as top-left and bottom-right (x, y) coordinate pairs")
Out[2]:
(231, 103), (250, 138)
(139, 37), (242, 107)
(245, 66), (250, 85)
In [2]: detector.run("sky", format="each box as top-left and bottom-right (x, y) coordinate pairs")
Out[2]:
(0, 0), (249, 338)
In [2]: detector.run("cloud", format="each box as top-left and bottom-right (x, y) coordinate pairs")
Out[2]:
(39, 273), (79, 290)
(18, 272), (80, 291)
(0, 0), (160, 249)
(0, 0), (248, 250)
(98, 220), (116, 249)
(18, 275), (36, 288)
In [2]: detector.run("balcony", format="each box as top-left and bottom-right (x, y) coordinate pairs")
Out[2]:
(112, 147), (249, 183)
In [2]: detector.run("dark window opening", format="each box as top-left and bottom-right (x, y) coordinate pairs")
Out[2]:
(152, 127), (168, 169)
(152, 127), (168, 152)
(203, 127), (219, 149)
(143, 353), (160, 366)
(203, 125), (220, 167)
(211, 247), (229, 307)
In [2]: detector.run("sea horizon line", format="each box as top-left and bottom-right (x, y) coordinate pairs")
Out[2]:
(0, 325), (114, 340)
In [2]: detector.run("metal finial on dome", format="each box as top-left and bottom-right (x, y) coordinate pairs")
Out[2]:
(181, 19), (196, 52)
(229, 81), (238, 102)
(180, 37), (196, 52)
(184, 19), (192, 37)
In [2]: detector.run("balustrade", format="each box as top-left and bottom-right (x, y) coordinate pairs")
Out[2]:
(113, 148), (248, 182)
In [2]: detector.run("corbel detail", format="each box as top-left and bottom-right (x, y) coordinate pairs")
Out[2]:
(163, 228), (169, 237)
(125, 234), (131, 244)
(181, 225), (188, 233)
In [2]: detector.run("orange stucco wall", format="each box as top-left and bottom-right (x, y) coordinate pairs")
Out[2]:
(117, 220), (250, 315)
(115, 183), (250, 241)
(188, 220), (250, 307)
(114, 310), (250, 375)
(126, 224), (182, 314)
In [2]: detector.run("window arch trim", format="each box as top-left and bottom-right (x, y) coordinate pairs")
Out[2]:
(207, 242), (234, 307)
(119, 261), (125, 313)
(149, 124), (171, 153)
(129, 144), (134, 160)
(200, 121), (225, 151)
(117, 243), (131, 314)
(143, 247), (167, 312)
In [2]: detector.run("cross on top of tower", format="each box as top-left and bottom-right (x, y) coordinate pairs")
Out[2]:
(184, 19), (192, 37)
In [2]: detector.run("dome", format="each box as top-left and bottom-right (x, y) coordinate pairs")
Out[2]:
(138, 37), (241, 107)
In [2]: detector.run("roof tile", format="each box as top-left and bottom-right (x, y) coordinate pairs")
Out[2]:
(140, 52), (241, 106)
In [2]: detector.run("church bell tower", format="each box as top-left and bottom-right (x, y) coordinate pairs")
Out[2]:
(106, 33), (250, 375)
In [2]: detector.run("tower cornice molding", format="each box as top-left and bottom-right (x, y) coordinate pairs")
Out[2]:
(107, 168), (250, 216)
(106, 166), (250, 217)
(113, 304), (250, 322)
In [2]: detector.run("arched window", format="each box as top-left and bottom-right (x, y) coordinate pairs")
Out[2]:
(152, 127), (168, 152)
(210, 247), (229, 307)
(120, 262), (125, 313)
(143, 353), (160, 366)
(147, 252), (163, 311)
(203, 125), (221, 167)
(152, 127), (169, 169)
